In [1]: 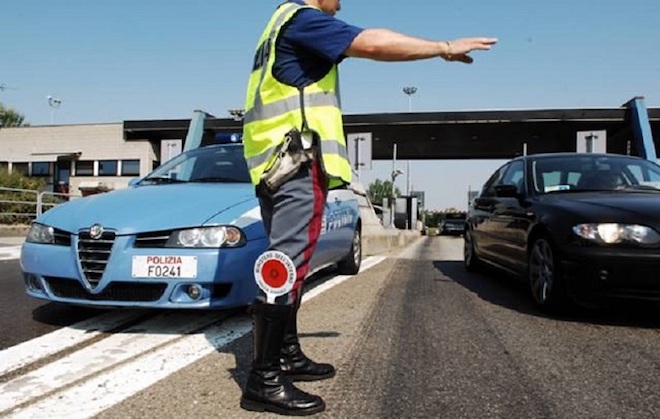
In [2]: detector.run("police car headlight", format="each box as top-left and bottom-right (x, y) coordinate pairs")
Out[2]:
(26, 223), (55, 244)
(573, 223), (660, 245)
(168, 226), (245, 248)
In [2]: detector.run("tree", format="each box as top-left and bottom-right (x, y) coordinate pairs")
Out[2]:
(442, 207), (462, 214)
(422, 210), (442, 227)
(366, 179), (401, 206)
(0, 103), (28, 127)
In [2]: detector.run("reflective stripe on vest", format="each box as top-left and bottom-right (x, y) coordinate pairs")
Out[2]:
(243, 92), (339, 125)
(246, 136), (348, 170)
(243, 2), (352, 187)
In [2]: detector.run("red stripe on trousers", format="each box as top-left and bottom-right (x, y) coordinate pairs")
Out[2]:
(292, 160), (326, 299)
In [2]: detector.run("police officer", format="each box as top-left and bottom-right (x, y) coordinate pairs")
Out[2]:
(241, 0), (497, 415)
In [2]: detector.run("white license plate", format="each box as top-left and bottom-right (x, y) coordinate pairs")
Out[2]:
(132, 255), (198, 279)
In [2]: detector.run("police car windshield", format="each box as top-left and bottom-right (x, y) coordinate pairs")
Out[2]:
(141, 144), (251, 185)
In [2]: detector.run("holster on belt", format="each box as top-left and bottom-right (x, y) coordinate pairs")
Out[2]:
(260, 129), (317, 192)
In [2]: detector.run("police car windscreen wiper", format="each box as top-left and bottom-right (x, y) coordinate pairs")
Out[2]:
(141, 176), (187, 184)
(191, 176), (244, 183)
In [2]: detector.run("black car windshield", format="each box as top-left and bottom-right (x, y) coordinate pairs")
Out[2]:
(140, 144), (251, 185)
(445, 212), (467, 220)
(532, 154), (660, 194)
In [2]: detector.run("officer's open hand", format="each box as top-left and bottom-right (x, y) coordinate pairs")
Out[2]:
(443, 37), (498, 64)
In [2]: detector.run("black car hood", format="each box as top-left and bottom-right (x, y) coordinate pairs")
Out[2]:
(542, 192), (660, 223)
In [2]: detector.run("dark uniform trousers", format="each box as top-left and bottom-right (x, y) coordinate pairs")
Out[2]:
(242, 157), (334, 416)
(256, 157), (328, 305)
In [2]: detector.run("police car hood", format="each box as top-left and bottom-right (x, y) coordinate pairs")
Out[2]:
(37, 183), (260, 235)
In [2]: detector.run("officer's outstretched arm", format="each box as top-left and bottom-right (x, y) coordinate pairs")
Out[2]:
(344, 29), (497, 64)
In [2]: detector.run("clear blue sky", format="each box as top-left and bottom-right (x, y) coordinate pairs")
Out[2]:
(2, 0), (660, 210)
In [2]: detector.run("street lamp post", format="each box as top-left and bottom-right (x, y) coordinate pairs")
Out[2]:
(402, 86), (417, 112)
(402, 86), (417, 197)
(390, 143), (404, 228)
(0, 84), (17, 93)
(390, 168), (404, 228)
(47, 95), (62, 125)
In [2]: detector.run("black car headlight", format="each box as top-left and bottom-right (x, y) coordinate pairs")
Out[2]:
(26, 223), (55, 244)
(573, 223), (660, 245)
(166, 226), (245, 248)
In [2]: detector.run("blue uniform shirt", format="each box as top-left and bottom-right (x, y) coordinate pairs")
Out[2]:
(274, 0), (364, 88)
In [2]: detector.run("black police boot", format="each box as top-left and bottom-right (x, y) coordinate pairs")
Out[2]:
(240, 301), (325, 416)
(280, 295), (336, 382)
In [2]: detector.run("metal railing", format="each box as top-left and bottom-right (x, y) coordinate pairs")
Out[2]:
(0, 186), (78, 224)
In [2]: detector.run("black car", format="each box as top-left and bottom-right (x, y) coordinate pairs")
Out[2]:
(464, 152), (660, 311)
(438, 213), (467, 236)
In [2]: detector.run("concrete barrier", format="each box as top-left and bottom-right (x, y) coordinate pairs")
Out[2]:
(363, 226), (419, 256)
(351, 181), (420, 256)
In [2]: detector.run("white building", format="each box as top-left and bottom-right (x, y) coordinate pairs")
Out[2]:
(0, 123), (157, 196)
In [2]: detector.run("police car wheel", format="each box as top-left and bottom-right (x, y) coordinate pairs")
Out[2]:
(337, 226), (361, 275)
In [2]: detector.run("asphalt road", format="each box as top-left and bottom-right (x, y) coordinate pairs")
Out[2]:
(3, 237), (660, 418)
(0, 259), (112, 350)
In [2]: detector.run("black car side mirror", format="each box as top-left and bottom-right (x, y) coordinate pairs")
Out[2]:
(494, 184), (520, 198)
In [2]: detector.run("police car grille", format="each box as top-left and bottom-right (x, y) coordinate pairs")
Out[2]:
(45, 277), (167, 302)
(134, 231), (171, 248)
(78, 231), (116, 287)
(53, 229), (72, 246)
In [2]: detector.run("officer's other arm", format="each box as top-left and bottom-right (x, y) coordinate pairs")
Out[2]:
(344, 29), (497, 64)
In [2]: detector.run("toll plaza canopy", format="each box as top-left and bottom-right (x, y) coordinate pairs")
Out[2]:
(124, 100), (660, 161)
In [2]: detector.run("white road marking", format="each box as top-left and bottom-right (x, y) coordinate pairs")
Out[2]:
(1, 256), (386, 419)
(0, 310), (149, 377)
(6, 316), (252, 419)
(0, 311), (222, 413)
(0, 246), (21, 261)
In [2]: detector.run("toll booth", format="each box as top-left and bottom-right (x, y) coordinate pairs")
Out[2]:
(394, 196), (418, 230)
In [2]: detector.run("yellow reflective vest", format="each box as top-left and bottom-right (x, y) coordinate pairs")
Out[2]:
(243, 2), (352, 188)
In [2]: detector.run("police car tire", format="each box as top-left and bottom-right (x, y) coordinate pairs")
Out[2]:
(337, 227), (361, 275)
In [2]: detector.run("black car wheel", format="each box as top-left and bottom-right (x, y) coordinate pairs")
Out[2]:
(528, 237), (567, 311)
(337, 227), (362, 275)
(463, 230), (482, 271)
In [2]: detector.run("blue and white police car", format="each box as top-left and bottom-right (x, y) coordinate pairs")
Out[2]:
(20, 142), (362, 309)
